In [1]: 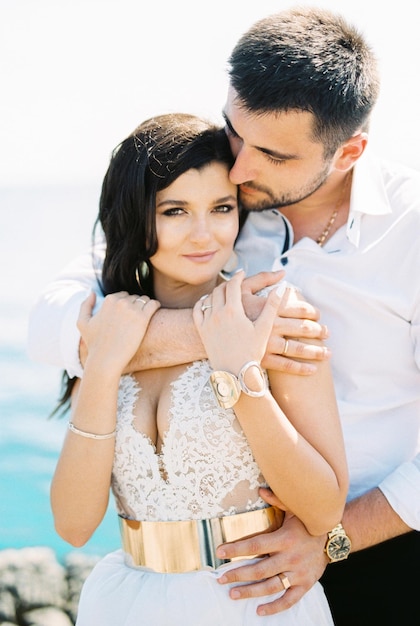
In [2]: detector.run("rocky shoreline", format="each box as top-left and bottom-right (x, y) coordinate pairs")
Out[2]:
(0, 547), (99, 625)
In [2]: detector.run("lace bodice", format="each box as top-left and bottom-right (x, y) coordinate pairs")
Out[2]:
(112, 360), (267, 521)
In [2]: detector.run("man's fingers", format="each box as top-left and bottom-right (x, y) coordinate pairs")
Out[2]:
(278, 295), (321, 322)
(262, 355), (318, 375)
(256, 588), (305, 616)
(262, 338), (331, 375)
(222, 573), (305, 616)
(274, 316), (328, 340)
(242, 271), (285, 295)
(217, 554), (283, 585)
(254, 287), (283, 339)
(270, 336), (331, 361)
(217, 531), (283, 564)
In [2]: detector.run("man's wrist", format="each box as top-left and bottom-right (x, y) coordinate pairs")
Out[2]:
(324, 522), (352, 562)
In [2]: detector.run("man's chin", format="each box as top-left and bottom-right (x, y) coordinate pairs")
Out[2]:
(239, 194), (274, 212)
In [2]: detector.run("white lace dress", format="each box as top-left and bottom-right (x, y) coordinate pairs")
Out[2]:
(76, 361), (334, 626)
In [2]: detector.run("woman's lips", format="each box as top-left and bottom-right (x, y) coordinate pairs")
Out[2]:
(183, 251), (217, 262)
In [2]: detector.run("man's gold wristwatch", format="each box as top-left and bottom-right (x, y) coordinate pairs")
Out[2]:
(324, 523), (352, 562)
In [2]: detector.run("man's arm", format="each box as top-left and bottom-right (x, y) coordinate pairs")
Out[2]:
(83, 271), (331, 373)
(29, 256), (329, 376)
(27, 248), (104, 378)
(213, 481), (415, 617)
(342, 487), (411, 550)
(123, 307), (206, 370)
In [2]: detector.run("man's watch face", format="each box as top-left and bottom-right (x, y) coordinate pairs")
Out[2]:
(328, 535), (351, 560)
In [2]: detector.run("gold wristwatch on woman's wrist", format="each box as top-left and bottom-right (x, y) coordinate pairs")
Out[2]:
(324, 523), (352, 562)
(209, 361), (268, 409)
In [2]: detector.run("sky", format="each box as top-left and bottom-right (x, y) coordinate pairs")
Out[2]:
(2, 0), (420, 190)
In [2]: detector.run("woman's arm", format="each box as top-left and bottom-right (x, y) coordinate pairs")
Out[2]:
(193, 272), (348, 536)
(237, 352), (348, 535)
(29, 250), (329, 377)
(50, 292), (160, 546)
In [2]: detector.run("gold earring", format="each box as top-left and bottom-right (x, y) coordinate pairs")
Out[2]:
(136, 262), (150, 287)
(140, 261), (150, 279)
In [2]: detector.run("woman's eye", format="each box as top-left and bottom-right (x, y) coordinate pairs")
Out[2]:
(214, 204), (235, 213)
(162, 207), (185, 216)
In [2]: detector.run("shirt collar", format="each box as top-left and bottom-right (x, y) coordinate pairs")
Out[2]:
(347, 147), (391, 246)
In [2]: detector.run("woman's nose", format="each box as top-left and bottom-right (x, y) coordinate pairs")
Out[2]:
(190, 217), (212, 242)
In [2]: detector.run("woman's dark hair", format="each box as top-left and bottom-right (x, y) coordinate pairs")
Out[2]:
(53, 113), (236, 416)
(98, 112), (235, 298)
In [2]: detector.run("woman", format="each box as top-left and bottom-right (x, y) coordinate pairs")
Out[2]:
(50, 113), (348, 625)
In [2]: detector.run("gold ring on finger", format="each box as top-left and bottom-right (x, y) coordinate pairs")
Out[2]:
(278, 572), (291, 590)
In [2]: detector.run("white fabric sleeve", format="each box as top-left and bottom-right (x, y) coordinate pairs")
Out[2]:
(378, 286), (420, 530)
(379, 454), (420, 530)
(27, 246), (105, 378)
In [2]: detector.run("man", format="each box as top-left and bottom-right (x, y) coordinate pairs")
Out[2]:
(28, 7), (420, 625)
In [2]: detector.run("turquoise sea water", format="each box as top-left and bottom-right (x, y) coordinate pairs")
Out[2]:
(0, 184), (120, 561)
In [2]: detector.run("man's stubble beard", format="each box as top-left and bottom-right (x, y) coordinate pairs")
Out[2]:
(239, 162), (331, 213)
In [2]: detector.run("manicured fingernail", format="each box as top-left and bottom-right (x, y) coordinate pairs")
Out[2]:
(218, 575), (227, 584)
(231, 589), (241, 599)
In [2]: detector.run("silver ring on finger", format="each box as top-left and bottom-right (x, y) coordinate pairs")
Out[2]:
(135, 297), (147, 308)
(278, 572), (291, 591)
(201, 303), (213, 313)
(282, 338), (289, 356)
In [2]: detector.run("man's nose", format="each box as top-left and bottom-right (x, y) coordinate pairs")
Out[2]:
(229, 146), (257, 185)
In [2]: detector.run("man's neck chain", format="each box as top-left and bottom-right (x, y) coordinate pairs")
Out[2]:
(316, 172), (352, 247)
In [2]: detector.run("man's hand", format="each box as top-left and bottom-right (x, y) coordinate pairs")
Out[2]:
(242, 272), (330, 375)
(216, 489), (328, 616)
(79, 271), (331, 374)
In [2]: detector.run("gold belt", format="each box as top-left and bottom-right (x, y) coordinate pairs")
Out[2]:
(119, 506), (284, 573)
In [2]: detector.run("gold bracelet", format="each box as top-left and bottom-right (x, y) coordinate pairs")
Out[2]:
(209, 361), (268, 409)
(68, 421), (116, 440)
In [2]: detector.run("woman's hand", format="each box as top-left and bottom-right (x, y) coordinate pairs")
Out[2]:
(193, 271), (280, 374)
(77, 291), (160, 374)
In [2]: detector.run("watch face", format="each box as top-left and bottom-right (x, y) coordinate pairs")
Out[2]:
(327, 534), (351, 560)
(209, 372), (240, 408)
(216, 380), (231, 398)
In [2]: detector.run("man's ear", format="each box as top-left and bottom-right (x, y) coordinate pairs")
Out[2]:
(335, 132), (368, 171)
